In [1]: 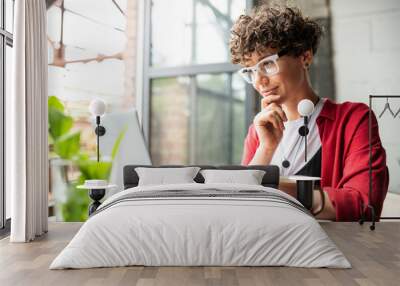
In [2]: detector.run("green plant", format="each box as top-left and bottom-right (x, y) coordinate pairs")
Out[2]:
(48, 96), (126, 221)
(48, 96), (80, 159)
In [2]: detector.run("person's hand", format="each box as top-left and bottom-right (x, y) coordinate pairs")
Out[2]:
(253, 95), (288, 152)
(278, 181), (297, 198)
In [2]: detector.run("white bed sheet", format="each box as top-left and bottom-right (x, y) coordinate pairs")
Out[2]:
(50, 183), (351, 269)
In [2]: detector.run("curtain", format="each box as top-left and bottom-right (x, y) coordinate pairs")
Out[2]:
(8, 0), (48, 242)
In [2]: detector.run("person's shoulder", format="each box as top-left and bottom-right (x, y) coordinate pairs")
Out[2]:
(325, 99), (369, 119)
(338, 100), (369, 114)
(326, 100), (374, 139)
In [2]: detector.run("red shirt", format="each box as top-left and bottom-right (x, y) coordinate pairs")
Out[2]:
(242, 99), (389, 221)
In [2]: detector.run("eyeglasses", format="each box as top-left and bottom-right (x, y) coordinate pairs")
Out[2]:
(238, 50), (287, 84)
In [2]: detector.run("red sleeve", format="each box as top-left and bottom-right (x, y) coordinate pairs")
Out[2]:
(324, 108), (388, 221)
(241, 124), (259, 166)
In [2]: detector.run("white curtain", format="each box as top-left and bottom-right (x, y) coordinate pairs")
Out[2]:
(8, 0), (48, 242)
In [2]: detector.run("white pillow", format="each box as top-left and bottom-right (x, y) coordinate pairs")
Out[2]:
(135, 167), (201, 186)
(200, 169), (266, 185)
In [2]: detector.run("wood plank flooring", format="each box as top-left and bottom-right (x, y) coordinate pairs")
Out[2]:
(0, 222), (399, 286)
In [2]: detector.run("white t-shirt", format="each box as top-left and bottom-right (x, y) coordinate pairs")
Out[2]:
(270, 98), (326, 176)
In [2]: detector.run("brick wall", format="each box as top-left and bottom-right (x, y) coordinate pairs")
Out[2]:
(150, 80), (189, 165)
(124, 0), (138, 109)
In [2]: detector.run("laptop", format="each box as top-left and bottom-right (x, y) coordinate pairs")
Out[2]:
(95, 108), (152, 193)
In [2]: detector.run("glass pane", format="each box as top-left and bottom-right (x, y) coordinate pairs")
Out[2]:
(151, 0), (246, 67)
(46, 0), (129, 222)
(231, 73), (246, 164)
(5, 44), (12, 219)
(5, 0), (14, 33)
(195, 73), (245, 165)
(47, 0), (127, 117)
(150, 77), (191, 165)
(150, 73), (246, 165)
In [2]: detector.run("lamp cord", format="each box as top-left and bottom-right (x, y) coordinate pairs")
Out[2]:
(97, 125), (100, 162)
(96, 116), (100, 162)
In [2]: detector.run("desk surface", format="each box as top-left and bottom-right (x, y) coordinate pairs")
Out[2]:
(0, 222), (399, 286)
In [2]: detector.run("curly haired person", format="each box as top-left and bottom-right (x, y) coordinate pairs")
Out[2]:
(230, 4), (388, 221)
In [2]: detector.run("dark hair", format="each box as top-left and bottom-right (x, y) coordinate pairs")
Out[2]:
(229, 4), (323, 64)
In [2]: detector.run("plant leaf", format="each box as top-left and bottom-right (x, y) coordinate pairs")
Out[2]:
(48, 95), (65, 112)
(76, 160), (112, 180)
(48, 107), (74, 140)
(54, 132), (81, 159)
(111, 126), (128, 160)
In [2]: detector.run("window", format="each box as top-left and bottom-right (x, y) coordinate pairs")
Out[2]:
(0, 0), (14, 232)
(142, 0), (255, 165)
(46, 1), (130, 222)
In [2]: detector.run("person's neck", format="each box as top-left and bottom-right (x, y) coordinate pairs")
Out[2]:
(282, 87), (319, 121)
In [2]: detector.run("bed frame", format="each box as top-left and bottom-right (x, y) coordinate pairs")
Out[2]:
(123, 165), (280, 189)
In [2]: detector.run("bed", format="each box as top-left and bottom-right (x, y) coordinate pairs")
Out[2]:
(50, 165), (350, 269)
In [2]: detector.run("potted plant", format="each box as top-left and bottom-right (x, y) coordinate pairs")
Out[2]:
(48, 96), (125, 221)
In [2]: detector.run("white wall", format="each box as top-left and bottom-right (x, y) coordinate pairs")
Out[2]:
(332, 0), (400, 103)
(331, 0), (400, 193)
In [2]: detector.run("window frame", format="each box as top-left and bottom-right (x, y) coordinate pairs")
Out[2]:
(138, 0), (256, 164)
(0, 0), (14, 232)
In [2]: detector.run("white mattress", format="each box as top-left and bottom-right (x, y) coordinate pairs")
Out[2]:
(50, 183), (351, 269)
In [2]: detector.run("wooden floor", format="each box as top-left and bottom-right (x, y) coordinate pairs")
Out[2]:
(0, 222), (399, 286)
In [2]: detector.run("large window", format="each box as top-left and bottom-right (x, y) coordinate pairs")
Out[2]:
(150, 74), (246, 165)
(142, 0), (255, 165)
(0, 0), (14, 231)
(46, 0), (131, 222)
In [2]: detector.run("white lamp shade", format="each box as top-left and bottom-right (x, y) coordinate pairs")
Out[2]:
(89, 99), (106, 116)
(297, 99), (314, 117)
